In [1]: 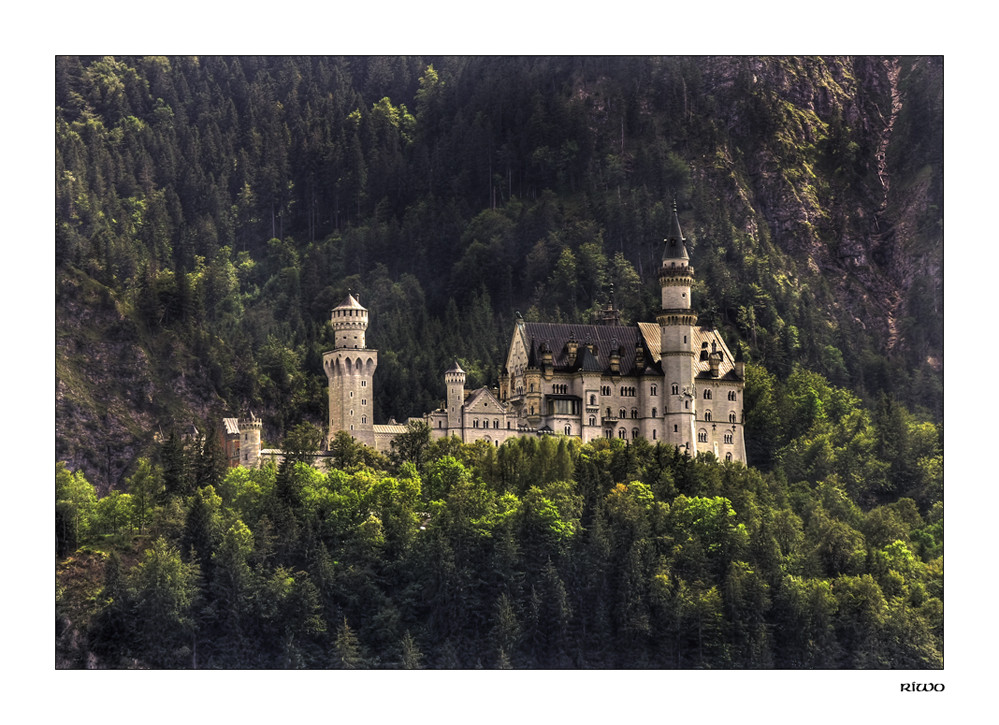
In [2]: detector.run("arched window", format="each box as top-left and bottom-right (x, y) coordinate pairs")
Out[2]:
(620, 408), (627, 419)
(607, 407), (612, 418)
(473, 419), (479, 428)
(673, 425), (678, 432)
(652, 407), (658, 418)
(728, 390), (736, 401)
(704, 389), (712, 399)
(632, 428), (639, 439)
(494, 419), (499, 429)
(672, 383), (679, 395)
(726, 452), (733, 461)
(705, 410), (712, 422)
(618, 428), (626, 439)
(698, 430), (708, 443)
(631, 408), (638, 419)
(589, 416), (596, 426)
(651, 385), (658, 396)
(729, 412), (737, 423)
(590, 394), (596, 405)
(724, 432), (733, 444)
(565, 425), (572, 435)
(652, 430), (657, 440)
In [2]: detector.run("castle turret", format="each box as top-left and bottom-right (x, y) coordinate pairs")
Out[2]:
(445, 360), (466, 432)
(324, 294), (378, 447)
(658, 202), (698, 454)
(239, 411), (263, 468)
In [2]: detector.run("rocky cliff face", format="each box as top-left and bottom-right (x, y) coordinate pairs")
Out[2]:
(664, 56), (942, 387)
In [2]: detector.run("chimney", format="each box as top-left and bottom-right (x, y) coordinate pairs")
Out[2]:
(609, 343), (621, 374)
(566, 337), (578, 366)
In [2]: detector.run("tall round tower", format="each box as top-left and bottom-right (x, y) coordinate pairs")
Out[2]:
(323, 294), (378, 448)
(238, 411), (262, 468)
(658, 202), (698, 453)
(445, 360), (466, 434)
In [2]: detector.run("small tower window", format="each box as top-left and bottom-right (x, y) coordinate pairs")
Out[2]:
(652, 407), (658, 418)
(652, 430), (657, 440)
(703, 389), (712, 400)
(729, 412), (737, 423)
(651, 385), (657, 396)
(672, 384), (679, 395)
(705, 410), (712, 422)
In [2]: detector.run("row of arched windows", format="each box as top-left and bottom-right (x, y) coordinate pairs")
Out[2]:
(472, 419), (503, 429)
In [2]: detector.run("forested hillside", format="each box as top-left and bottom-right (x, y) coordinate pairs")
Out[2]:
(55, 56), (942, 490)
(55, 56), (943, 669)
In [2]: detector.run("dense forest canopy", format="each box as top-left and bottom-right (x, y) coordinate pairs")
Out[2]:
(55, 55), (943, 670)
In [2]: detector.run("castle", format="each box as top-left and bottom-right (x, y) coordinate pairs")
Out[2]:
(229, 204), (746, 466)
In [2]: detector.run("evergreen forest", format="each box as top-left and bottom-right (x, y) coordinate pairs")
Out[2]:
(55, 55), (943, 669)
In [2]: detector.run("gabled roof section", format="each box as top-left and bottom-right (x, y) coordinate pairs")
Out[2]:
(637, 322), (740, 379)
(576, 346), (603, 372)
(527, 338), (539, 368)
(464, 386), (507, 415)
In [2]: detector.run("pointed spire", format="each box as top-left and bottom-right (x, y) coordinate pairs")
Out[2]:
(662, 198), (689, 261)
(527, 338), (539, 368)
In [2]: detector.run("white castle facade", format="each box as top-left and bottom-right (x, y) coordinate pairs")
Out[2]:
(230, 205), (746, 466)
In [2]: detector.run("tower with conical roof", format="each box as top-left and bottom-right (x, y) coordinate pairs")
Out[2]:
(658, 202), (698, 453)
(323, 293), (378, 447)
(445, 360), (466, 431)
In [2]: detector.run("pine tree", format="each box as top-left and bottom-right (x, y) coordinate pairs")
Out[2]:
(334, 617), (363, 669)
